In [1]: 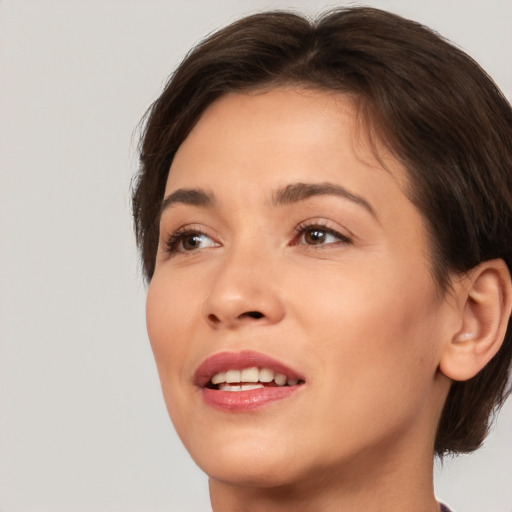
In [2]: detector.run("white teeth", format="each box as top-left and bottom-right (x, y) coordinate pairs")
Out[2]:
(259, 368), (274, 383)
(211, 371), (226, 385)
(219, 383), (265, 392)
(209, 367), (301, 388)
(225, 369), (241, 383)
(274, 373), (287, 386)
(241, 383), (263, 391)
(240, 367), (259, 383)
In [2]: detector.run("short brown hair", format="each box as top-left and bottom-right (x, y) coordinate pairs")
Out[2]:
(132, 7), (512, 455)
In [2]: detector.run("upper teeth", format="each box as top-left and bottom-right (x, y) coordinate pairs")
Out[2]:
(211, 367), (299, 387)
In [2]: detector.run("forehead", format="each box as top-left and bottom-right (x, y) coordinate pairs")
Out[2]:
(169, 87), (407, 182)
(166, 88), (410, 207)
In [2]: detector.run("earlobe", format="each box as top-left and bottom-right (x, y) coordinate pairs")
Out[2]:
(440, 259), (512, 382)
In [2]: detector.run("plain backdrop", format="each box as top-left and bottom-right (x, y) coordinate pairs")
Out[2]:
(0, 1), (511, 511)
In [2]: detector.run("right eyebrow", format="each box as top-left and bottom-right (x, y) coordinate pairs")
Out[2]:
(159, 188), (214, 220)
(272, 182), (377, 219)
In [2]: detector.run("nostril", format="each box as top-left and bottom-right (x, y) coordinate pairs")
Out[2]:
(208, 314), (220, 324)
(242, 311), (264, 319)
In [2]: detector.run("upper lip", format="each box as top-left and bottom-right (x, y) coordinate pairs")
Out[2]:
(194, 350), (305, 387)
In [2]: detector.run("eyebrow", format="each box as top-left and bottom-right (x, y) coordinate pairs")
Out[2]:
(272, 182), (377, 217)
(159, 181), (377, 220)
(160, 188), (214, 218)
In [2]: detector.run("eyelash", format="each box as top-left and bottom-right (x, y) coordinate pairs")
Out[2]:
(292, 221), (352, 247)
(164, 221), (352, 256)
(165, 227), (215, 254)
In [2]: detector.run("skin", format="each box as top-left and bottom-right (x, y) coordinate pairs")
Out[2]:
(146, 88), (463, 512)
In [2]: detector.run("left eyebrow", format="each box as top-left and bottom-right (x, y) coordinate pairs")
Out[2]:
(272, 182), (377, 218)
(159, 187), (215, 221)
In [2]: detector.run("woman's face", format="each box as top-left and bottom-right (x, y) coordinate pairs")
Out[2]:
(146, 88), (454, 488)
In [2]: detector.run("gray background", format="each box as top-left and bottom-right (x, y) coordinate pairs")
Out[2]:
(0, 1), (511, 511)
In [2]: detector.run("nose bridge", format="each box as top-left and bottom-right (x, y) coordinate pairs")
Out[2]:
(202, 236), (285, 328)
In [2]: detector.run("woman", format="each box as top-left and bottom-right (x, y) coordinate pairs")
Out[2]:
(132, 7), (512, 511)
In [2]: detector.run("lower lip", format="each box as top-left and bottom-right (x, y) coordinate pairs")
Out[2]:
(201, 385), (301, 412)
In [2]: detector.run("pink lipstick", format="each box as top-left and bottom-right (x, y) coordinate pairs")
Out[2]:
(195, 351), (305, 411)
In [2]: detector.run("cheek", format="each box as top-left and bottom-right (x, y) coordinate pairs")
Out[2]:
(294, 275), (442, 449)
(145, 276), (197, 387)
(292, 259), (441, 389)
(145, 276), (204, 439)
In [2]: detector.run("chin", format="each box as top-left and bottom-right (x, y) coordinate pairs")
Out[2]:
(182, 427), (306, 488)
(202, 456), (302, 489)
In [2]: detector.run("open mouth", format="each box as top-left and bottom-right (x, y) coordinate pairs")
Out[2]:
(196, 351), (305, 410)
(206, 366), (305, 391)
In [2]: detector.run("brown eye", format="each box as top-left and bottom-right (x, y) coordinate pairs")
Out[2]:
(304, 228), (327, 245)
(296, 225), (351, 247)
(166, 230), (218, 254)
(182, 234), (206, 250)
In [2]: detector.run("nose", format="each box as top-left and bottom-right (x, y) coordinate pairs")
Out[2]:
(202, 248), (286, 330)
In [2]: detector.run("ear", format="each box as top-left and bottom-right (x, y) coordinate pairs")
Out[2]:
(439, 259), (512, 382)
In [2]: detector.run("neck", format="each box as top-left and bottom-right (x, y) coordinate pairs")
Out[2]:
(210, 466), (440, 512)
(209, 436), (440, 512)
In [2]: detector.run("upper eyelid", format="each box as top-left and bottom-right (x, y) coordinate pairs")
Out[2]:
(162, 222), (216, 240)
(295, 227), (352, 246)
(167, 225), (215, 241)
(161, 218), (354, 248)
(295, 219), (354, 239)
